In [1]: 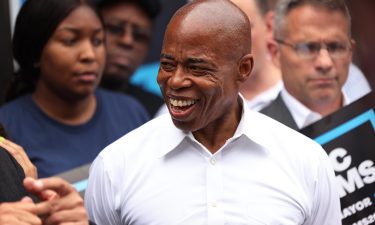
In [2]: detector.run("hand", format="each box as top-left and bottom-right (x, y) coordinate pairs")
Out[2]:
(0, 138), (37, 178)
(0, 196), (50, 225)
(24, 177), (89, 225)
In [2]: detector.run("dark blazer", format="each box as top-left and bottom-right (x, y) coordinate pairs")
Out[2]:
(260, 93), (299, 130)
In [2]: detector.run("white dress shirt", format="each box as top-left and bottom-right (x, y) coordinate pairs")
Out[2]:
(342, 63), (371, 101)
(246, 81), (283, 111)
(281, 88), (351, 129)
(85, 96), (341, 225)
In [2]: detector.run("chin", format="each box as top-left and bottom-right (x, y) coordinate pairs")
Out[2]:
(171, 119), (197, 132)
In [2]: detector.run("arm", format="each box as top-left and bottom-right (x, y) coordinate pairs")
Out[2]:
(0, 138), (37, 178)
(84, 156), (121, 225)
(308, 149), (342, 225)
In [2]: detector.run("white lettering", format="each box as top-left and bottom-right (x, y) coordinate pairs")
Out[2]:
(342, 197), (372, 219)
(352, 211), (375, 225)
(329, 148), (352, 172)
(337, 167), (364, 197)
(359, 160), (375, 184)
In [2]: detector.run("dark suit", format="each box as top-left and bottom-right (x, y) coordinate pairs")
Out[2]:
(260, 93), (299, 130)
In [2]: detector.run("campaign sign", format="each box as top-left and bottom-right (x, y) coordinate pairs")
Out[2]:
(301, 92), (375, 225)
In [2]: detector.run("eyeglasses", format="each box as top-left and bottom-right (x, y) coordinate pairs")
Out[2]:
(275, 39), (352, 60)
(105, 21), (152, 44)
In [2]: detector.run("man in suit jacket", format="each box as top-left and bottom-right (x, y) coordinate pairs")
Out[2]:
(261, 0), (354, 130)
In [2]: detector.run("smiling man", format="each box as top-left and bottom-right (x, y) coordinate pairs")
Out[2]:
(85, 0), (341, 224)
(261, 0), (355, 130)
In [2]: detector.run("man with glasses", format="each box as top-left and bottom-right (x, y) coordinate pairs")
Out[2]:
(95, 0), (164, 117)
(261, 0), (355, 130)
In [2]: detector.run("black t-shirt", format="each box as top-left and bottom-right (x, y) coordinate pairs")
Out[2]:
(0, 146), (27, 202)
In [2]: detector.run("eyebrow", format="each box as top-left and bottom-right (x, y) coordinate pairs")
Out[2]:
(160, 54), (217, 69)
(186, 57), (208, 64)
(56, 27), (104, 35)
(160, 53), (175, 60)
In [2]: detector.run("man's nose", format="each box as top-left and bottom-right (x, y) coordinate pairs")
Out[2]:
(168, 66), (192, 90)
(119, 24), (134, 47)
(315, 48), (334, 73)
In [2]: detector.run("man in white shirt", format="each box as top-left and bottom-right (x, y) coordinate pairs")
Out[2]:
(84, 0), (341, 224)
(261, 0), (356, 130)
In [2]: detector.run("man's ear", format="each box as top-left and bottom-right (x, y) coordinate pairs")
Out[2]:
(268, 40), (281, 69)
(265, 11), (275, 39)
(237, 53), (253, 83)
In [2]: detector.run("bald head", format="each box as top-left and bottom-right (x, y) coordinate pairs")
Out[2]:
(164, 0), (252, 58)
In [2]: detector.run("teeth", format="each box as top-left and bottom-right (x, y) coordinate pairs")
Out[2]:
(170, 98), (196, 107)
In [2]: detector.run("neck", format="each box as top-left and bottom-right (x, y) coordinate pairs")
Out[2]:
(32, 86), (97, 125)
(306, 94), (343, 117)
(100, 75), (129, 92)
(192, 97), (242, 154)
(240, 62), (281, 100)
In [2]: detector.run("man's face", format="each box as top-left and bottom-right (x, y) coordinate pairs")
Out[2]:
(157, 16), (245, 132)
(101, 3), (152, 82)
(231, 0), (269, 76)
(276, 5), (353, 107)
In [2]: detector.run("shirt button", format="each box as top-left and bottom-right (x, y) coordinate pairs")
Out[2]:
(210, 158), (217, 165)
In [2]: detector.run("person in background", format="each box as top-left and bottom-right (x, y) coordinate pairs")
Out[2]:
(95, 0), (164, 117)
(0, 0), (149, 178)
(85, 0), (341, 224)
(231, 0), (282, 111)
(0, 122), (92, 225)
(261, 0), (355, 130)
(265, 0), (371, 103)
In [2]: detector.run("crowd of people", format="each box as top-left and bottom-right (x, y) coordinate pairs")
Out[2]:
(0, 0), (372, 224)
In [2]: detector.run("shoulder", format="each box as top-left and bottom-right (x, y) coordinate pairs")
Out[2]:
(0, 95), (34, 127)
(0, 95), (31, 112)
(259, 94), (298, 130)
(96, 88), (149, 117)
(96, 88), (140, 105)
(260, 93), (286, 115)
(247, 110), (325, 162)
(101, 114), (172, 156)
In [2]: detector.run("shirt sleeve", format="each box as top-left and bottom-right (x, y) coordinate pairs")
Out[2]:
(84, 155), (121, 225)
(307, 149), (342, 225)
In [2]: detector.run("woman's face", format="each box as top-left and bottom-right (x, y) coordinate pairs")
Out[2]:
(38, 5), (105, 100)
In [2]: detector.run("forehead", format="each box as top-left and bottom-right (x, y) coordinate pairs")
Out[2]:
(100, 3), (151, 27)
(284, 5), (350, 41)
(162, 16), (227, 62)
(55, 5), (102, 30)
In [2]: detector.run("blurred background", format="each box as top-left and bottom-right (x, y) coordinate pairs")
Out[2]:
(0, 0), (373, 105)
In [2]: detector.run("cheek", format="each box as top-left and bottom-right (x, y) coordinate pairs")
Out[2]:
(157, 70), (168, 87)
(41, 53), (70, 76)
(105, 35), (118, 48)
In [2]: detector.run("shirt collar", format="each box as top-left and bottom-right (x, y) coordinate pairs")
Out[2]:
(156, 94), (271, 158)
(155, 114), (190, 158)
(281, 88), (350, 129)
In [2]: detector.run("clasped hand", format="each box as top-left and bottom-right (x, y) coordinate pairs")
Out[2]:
(0, 177), (88, 225)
